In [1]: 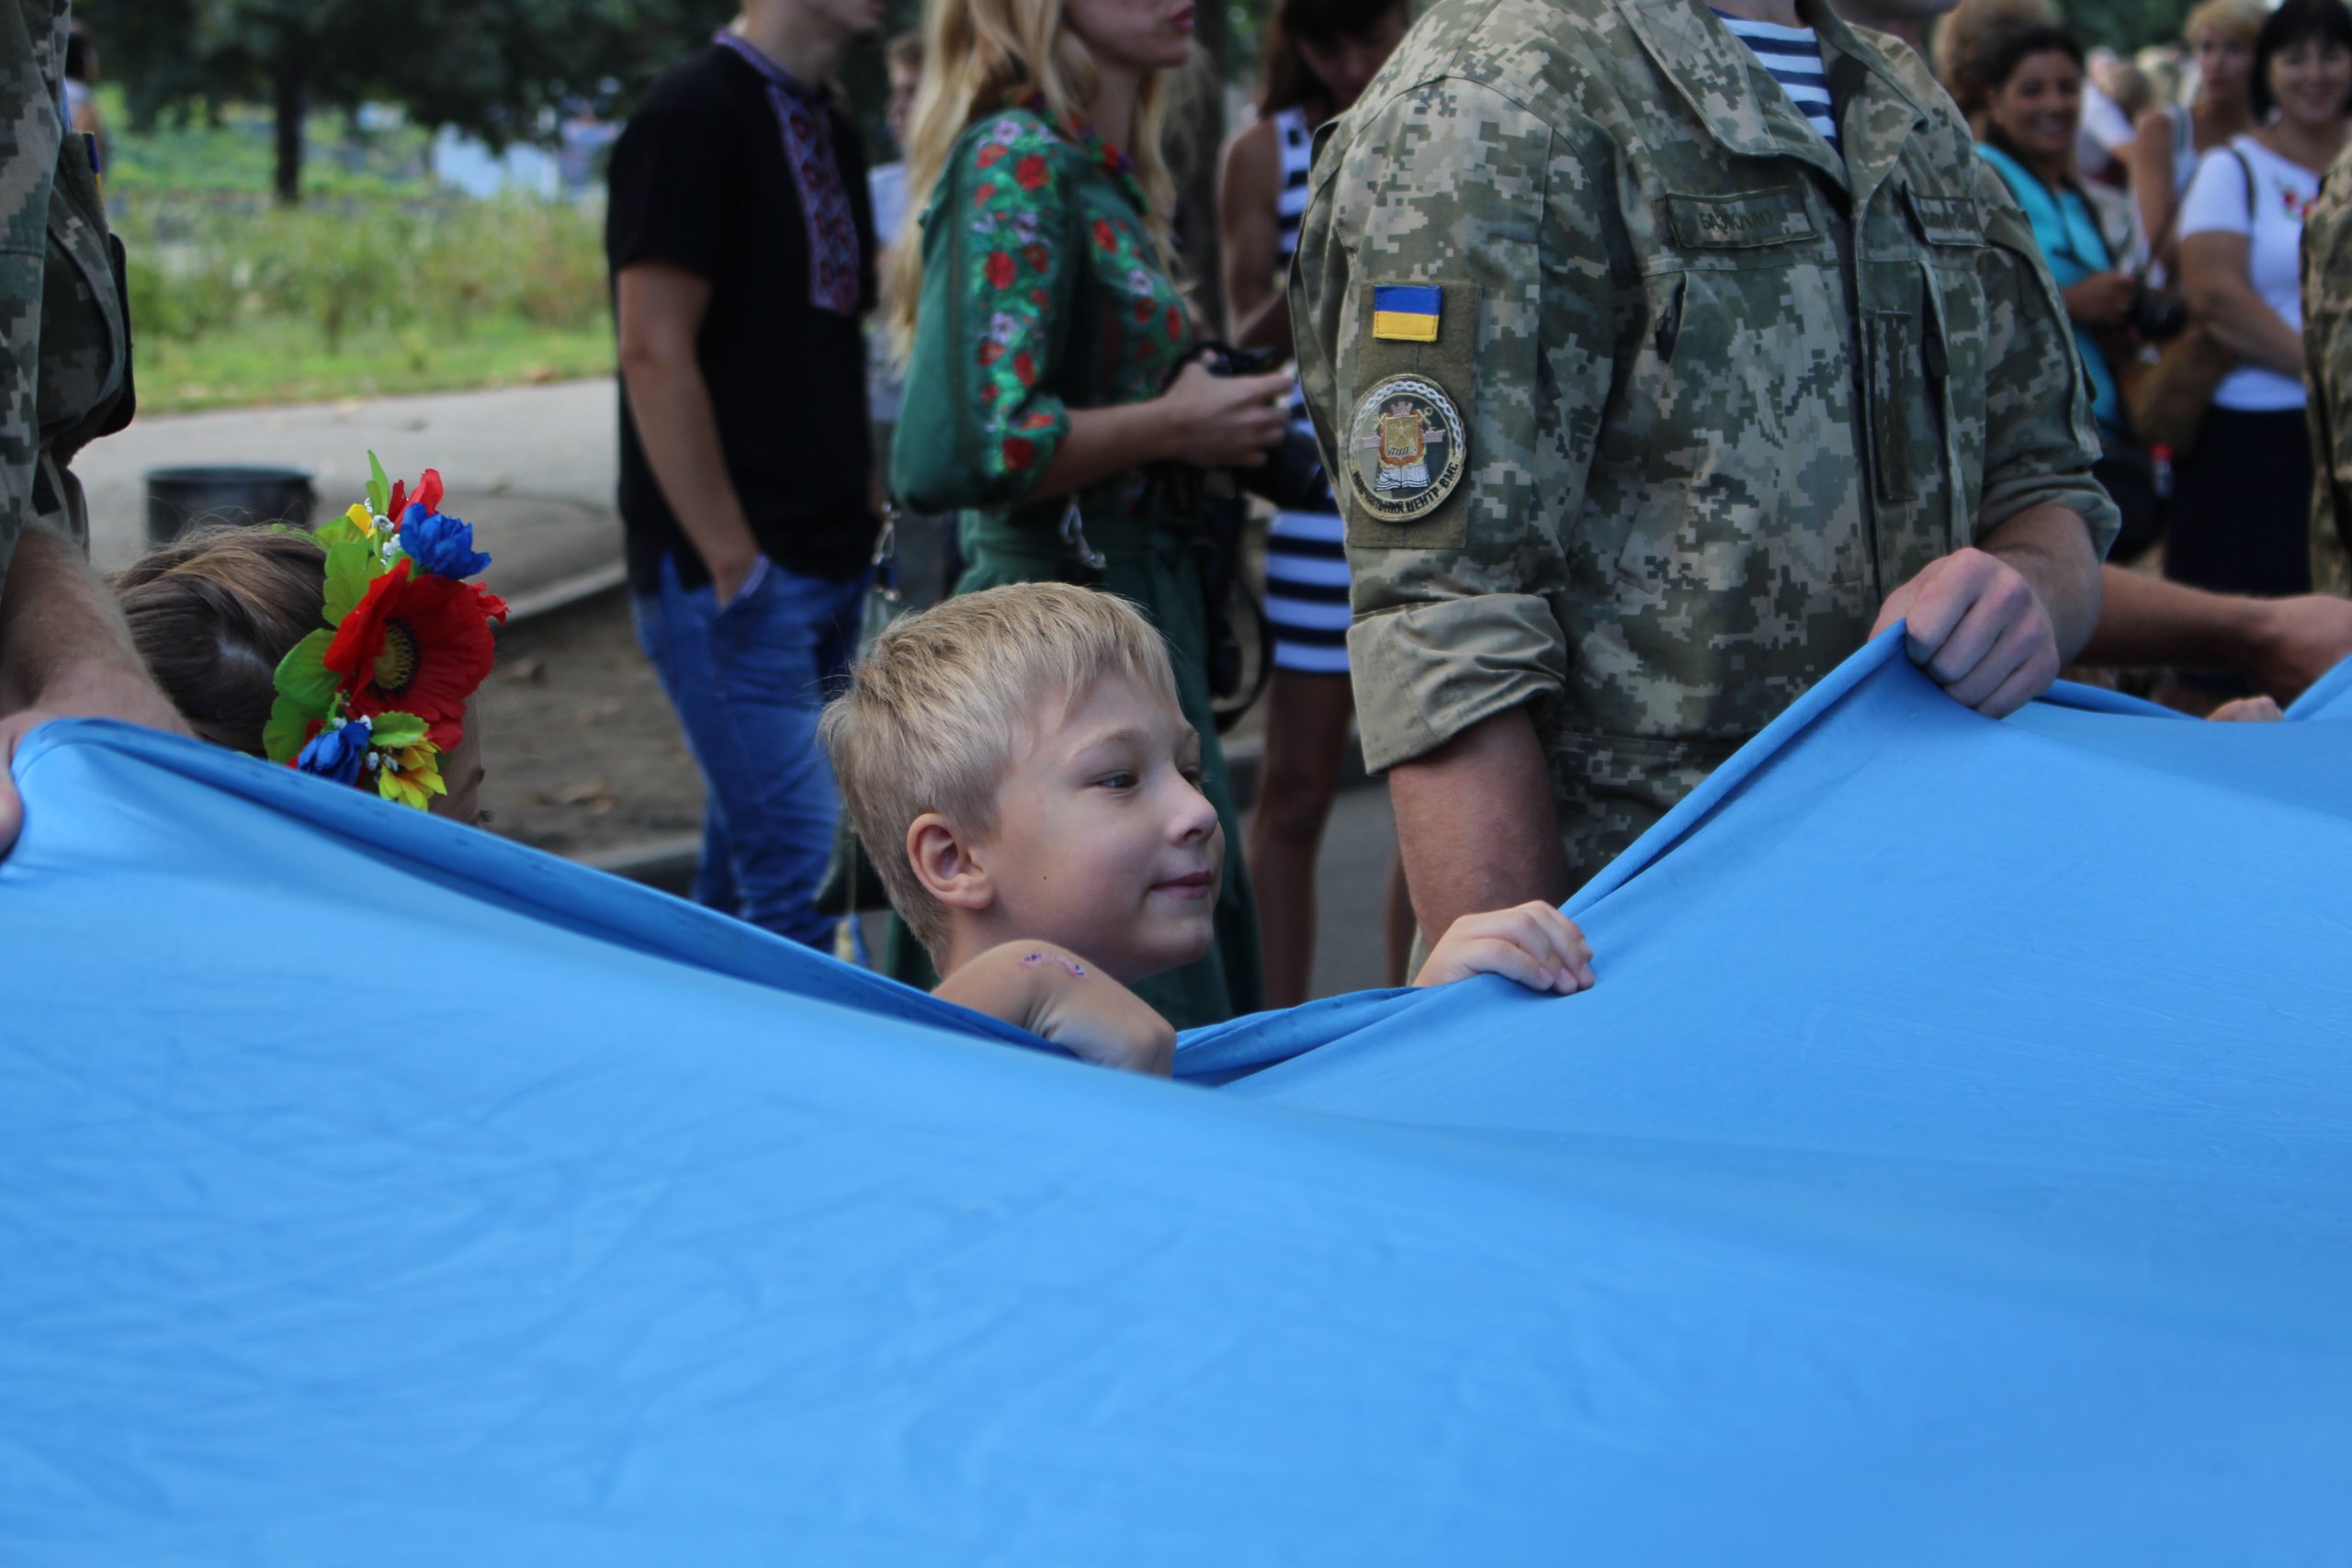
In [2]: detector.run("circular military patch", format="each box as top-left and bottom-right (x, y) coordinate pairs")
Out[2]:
(1344, 375), (1467, 525)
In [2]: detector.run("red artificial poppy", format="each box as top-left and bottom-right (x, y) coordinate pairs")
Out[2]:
(1092, 220), (1116, 253)
(383, 468), (442, 526)
(1023, 243), (1050, 274)
(1001, 437), (1035, 471)
(324, 559), (499, 749)
(1014, 154), (1048, 191)
(985, 250), (1015, 289)
(978, 341), (1003, 367)
(977, 143), (1006, 168)
(1013, 351), (1036, 387)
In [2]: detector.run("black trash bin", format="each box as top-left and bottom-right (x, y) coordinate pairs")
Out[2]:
(144, 466), (316, 547)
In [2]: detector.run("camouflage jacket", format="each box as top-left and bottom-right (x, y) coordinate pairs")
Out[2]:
(1291, 0), (2117, 884)
(1, 0), (130, 589)
(2304, 138), (2352, 597)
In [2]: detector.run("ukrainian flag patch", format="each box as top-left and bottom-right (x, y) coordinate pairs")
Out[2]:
(1371, 283), (1442, 343)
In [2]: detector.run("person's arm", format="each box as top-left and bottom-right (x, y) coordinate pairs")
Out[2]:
(1216, 120), (1292, 354)
(614, 261), (763, 604)
(1293, 82), (1605, 935)
(0, 524), (188, 849)
(2129, 107), (2183, 267)
(1888, 163), (2119, 716)
(933, 941), (1175, 1075)
(1386, 705), (1573, 945)
(893, 114), (1289, 516)
(1873, 506), (2103, 716)
(2183, 229), (2307, 377)
(2080, 566), (2352, 701)
(1413, 899), (1593, 993)
(2061, 270), (2139, 329)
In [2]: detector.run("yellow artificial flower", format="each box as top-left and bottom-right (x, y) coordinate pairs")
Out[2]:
(374, 739), (448, 811)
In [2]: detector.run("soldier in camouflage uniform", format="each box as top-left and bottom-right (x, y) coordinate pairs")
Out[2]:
(2305, 136), (2352, 599)
(1291, 0), (2118, 933)
(1, 0), (177, 848)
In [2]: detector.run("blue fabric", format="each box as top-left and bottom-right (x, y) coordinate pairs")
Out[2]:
(1979, 142), (2123, 433)
(630, 552), (867, 947)
(6, 629), (2352, 1561)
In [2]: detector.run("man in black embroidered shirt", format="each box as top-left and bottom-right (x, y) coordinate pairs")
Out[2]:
(606, 0), (883, 950)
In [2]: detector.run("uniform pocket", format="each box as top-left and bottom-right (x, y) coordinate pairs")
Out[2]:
(1866, 307), (1922, 504)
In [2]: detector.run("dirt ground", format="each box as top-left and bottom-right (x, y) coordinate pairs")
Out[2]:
(474, 589), (706, 860)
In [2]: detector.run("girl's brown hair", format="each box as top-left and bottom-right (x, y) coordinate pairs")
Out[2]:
(111, 527), (325, 757)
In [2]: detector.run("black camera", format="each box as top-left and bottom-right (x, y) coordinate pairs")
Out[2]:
(2125, 285), (2188, 344)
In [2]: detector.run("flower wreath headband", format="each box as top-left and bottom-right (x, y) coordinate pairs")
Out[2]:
(263, 453), (507, 809)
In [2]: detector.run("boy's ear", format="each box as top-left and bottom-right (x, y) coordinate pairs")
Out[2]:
(907, 812), (993, 912)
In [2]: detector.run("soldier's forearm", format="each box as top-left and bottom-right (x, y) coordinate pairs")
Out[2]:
(1386, 705), (1571, 942)
(0, 525), (150, 716)
(1979, 502), (2104, 664)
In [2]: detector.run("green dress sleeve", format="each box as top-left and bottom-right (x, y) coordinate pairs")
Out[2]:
(891, 111), (1083, 514)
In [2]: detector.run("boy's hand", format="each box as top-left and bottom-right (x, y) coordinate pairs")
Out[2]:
(1414, 902), (1594, 995)
(935, 942), (1176, 1076)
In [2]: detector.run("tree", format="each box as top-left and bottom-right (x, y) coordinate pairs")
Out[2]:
(87, 0), (730, 203)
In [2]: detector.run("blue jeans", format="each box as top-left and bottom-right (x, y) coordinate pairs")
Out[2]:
(630, 554), (869, 950)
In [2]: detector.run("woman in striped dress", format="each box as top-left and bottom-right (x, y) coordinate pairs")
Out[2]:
(1216, 0), (1410, 1006)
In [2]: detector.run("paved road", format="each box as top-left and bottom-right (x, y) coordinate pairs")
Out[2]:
(77, 379), (625, 616)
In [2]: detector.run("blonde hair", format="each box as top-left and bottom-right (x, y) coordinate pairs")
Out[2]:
(2186, 0), (2266, 50)
(884, 0), (1179, 351)
(819, 582), (1182, 955)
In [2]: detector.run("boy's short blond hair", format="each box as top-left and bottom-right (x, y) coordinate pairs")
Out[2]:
(819, 582), (1182, 955)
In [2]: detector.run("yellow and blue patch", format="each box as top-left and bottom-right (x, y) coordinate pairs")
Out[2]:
(1371, 284), (1442, 344)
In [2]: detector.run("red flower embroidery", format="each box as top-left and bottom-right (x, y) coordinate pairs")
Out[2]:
(1134, 298), (1152, 323)
(1014, 153), (1049, 191)
(985, 251), (1015, 288)
(1023, 243), (1050, 274)
(1165, 305), (1182, 342)
(978, 341), (1003, 367)
(977, 144), (1006, 168)
(1092, 220), (1116, 252)
(975, 182), (997, 205)
(1029, 288), (1050, 308)
(1022, 411), (1055, 430)
(1013, 351), (1036, 386)
(1002, 437), (1036, 470)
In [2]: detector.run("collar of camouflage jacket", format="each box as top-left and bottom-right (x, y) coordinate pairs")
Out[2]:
(1620, 0), (1943, 207)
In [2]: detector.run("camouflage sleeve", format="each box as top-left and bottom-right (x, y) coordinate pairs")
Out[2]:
(0, 0), (64, 592)
(1293, 81), (1611, 774)
(1970, 160), (2120, 558)
(2302, 174), (2352, 595)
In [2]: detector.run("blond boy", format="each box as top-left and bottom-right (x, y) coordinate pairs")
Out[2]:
(820, 584), (1593, 1073)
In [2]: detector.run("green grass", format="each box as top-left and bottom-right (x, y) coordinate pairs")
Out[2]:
(135, 315), (614, 414)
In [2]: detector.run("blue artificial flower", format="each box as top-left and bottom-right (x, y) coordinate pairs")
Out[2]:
(401, 505), (492, 580)
(295, 716), (373, 785)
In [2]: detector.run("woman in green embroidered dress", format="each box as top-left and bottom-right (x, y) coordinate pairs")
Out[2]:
(886, 0), (1292, 1026)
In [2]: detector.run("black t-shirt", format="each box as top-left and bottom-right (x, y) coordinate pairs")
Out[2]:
(605, 45), (879, 592)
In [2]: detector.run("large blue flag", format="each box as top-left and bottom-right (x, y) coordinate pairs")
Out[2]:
(5, 631), (2350, 1562)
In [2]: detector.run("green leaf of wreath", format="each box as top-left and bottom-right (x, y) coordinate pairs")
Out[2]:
(262, 693), (315, 765)
(273, 628), (341, 716)
(313, 512), (368, 548)
(323, 538), (376, 626)
(366, 712), (428, 750)
(366, 450), (391, 520)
